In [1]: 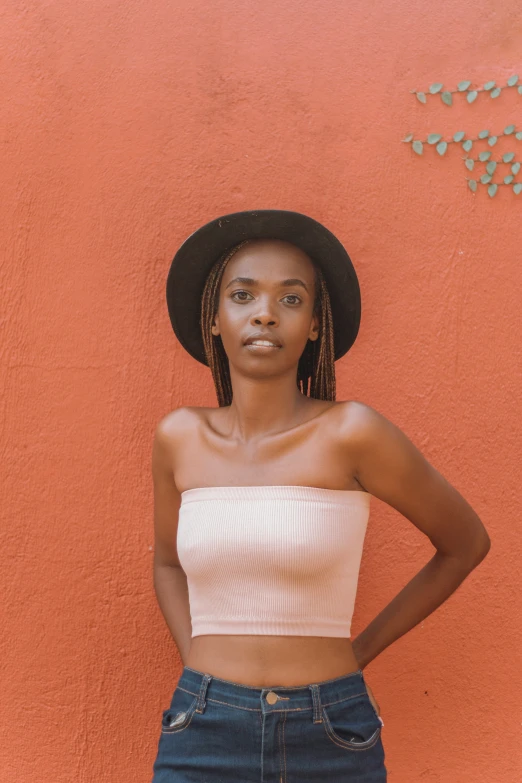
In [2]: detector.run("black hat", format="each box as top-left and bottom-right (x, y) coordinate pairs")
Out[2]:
(166, 209), (361, 366)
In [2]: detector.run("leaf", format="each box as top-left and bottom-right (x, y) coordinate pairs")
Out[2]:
(480, 173), (492, 184)
(441, 91), (453, 106)
(514, 183), (522, 194)
(502, 152), (515, 163)
(516, 132), (522, 140)
(427, 133), (443, 144)
(504, 124), (515, 134)
(507, 74), (519, 86)
(468, 179), (477, 192)
(453, 131), (466, 142)
(518, 85), (522, 94)
(484, 80), (496, 90)
(429, 83), (444, 94)
(465, 158), (475, 171)
(488, 183), (498, 197)
(486, 161), (497, 175)
(462, 139), (473, 151)
(478, 151), (491, 161)
(490, 87), (502, 98)
(488, 136), (498, 146)
(478, 129), (490, 139)
(504, 175), (514, 184)
(412, 140), (424, 155)
(467, 90), (478, 103)
(416, 92), (427, 104)
(403, 134), (414, 142)
(458, 80), (472, 91)
(436, 141), (448, 155)
(511, 162), (521, 175)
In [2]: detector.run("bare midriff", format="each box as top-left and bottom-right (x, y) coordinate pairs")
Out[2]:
(185, 634), (361, 687)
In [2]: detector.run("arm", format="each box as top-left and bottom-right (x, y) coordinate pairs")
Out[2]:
(152, 411), (193, 665)
(342, 401), (491, 671)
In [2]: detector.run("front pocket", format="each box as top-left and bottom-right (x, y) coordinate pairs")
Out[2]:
(363, 685), (385, 726)
(321, 691), (382, 751)
(161, 689), (199, 734)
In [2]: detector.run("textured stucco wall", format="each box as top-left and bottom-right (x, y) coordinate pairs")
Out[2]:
(1, 1), (521, 781)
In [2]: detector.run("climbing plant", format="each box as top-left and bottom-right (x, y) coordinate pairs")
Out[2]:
(412, 75), (522, 105)
(403, 74), (521, 197)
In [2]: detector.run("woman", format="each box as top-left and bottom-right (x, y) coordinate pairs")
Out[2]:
(151, 209), (490, 782)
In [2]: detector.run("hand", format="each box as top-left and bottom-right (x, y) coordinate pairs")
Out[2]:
(365, 682), (381, 717)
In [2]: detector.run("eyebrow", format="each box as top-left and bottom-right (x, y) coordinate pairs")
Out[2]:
(224, 277), (309, 293)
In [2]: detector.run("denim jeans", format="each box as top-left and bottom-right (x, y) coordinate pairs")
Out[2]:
(151, 664), (387, 782)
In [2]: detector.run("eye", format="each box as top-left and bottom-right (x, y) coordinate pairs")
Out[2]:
(230, 291), (301, 305)
(230, 290), (253, 302)
(230, 291), (302, 305)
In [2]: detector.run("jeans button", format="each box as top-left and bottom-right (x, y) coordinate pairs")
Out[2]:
(266, 691), (279, 704)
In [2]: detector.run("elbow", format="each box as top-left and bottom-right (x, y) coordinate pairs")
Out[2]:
(475, 534), (491, 563)
(462, 533), (492, 570)
(438, 533), (491, 571)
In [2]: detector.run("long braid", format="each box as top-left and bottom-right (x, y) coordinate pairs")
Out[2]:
(200, 240), (336, 407)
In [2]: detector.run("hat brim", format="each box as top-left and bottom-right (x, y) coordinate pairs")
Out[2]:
(166, 209), (361, 366)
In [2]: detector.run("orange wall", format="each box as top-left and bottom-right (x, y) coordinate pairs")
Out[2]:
(2, 1), (521, 781)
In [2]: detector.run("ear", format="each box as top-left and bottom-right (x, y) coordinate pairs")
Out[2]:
(211, 312), (220, 337)
(308, 312), (320, 342)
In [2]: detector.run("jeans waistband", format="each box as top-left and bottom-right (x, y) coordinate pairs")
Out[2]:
(176, 665), (370, 716)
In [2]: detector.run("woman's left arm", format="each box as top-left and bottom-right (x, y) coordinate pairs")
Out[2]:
(341, 401), (491, 671)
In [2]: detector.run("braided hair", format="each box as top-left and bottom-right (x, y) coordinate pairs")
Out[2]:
(200, 239), (336, 407)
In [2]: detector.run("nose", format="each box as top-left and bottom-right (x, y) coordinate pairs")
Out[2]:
(252, 314), (277, 326)
(250, 299), (278, 326)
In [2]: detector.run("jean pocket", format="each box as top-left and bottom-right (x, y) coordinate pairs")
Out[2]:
(161, 686), (199, 735)
(363, 684), (385, 727)
(321, 691), (382, 751)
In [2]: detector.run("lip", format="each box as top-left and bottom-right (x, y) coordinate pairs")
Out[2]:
(243, 334), (282, 348)
(244, 342), (282, 353)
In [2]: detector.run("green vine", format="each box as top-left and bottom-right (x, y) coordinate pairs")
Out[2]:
(412, 74), (521, 105)
(404, 77), (522, 196)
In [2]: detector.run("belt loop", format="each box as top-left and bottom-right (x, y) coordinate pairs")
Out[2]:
(195, 673), (212, 714)
(309, 683), (323, 724)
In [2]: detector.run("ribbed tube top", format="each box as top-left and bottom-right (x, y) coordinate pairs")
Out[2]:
(176, 485), (372, 638)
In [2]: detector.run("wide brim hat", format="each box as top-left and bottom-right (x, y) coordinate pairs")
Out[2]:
(166, 209), (361, 366)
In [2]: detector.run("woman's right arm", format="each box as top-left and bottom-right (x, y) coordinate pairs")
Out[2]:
(151, 412), (193, 665)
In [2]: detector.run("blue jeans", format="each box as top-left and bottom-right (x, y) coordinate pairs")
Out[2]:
(151, 664), (387, 781)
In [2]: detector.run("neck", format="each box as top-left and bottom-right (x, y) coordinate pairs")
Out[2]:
(223, 369), (312, 443)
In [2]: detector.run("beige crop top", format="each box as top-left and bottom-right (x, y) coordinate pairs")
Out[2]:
(176, 485), (372, 638)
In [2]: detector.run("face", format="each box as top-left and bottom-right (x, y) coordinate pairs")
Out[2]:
(211, 239), (320, 376)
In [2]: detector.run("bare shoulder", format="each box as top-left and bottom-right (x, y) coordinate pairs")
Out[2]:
(152, 406), (208, 568)
(155, 405), (203, 438)
(333, 398), (432, 455)
(335, 400), (491, 564)
(152, 407), (204, 486)
(331, 399), (389, 432)
(153, 405), (209, 452)
(334, 397), (453, 499)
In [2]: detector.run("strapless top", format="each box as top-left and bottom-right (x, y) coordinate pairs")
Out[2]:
(176, 485), (372, 638)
